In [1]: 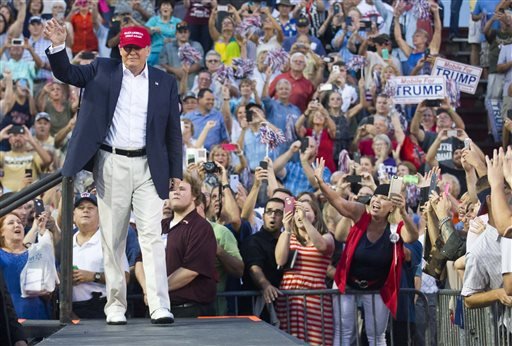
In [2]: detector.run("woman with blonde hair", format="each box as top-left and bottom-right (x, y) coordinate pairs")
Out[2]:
(275, 198), (335, 345)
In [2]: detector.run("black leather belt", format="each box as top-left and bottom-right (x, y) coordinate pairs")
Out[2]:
(171, 302), (196, 309)
(100, 144), (146, 157)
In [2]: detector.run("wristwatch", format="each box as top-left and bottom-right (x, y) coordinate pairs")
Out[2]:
(94, 272), (101, 283)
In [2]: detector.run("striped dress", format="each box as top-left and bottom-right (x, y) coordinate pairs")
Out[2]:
(276, 235), (334, 346)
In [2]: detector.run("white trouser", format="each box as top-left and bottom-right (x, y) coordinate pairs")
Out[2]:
(93, 150), (169, 316)
(332, 281), (389, 346)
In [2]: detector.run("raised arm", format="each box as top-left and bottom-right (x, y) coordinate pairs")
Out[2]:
(410, 102), (427, 143)
(208, 7), (221, 42)
(428, 2), (442, 54)
(313, 157), (366, 222)
(393, 13), (412, 57)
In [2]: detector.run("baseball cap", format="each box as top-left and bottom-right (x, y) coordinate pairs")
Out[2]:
(177, 21), (189, 31)
(276, 0), (293, 6)
(29, 16), (42, 24)
(8, 125), (24, 135)
(296, 16), (310, 27)
(35, 112), (51, 122)
(119, 27), (151, 48)
(183, 91), (196, 101)
(374, 184), (390, 197)
(74, 192), (98, 208)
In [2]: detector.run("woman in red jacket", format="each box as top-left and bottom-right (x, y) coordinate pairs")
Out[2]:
(314, 158), (419, 346)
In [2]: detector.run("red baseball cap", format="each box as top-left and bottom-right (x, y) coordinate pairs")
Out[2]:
(119, 27), (151, 48)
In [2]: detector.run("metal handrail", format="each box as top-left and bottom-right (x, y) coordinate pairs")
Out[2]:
(0, 170), (74, 325)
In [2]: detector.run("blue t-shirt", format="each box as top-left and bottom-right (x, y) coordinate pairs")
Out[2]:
(0, 249), (50, 319)
(145, 16), (182, 65)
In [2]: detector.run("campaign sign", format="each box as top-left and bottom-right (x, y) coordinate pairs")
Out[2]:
(390, 76), (446, 104)
(431, 57), (482, 94)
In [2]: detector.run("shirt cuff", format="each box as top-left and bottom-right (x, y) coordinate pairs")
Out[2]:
(48, 43), (66, 54)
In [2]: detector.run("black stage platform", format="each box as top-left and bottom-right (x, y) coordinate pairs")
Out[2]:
(31, 317), (305, 345)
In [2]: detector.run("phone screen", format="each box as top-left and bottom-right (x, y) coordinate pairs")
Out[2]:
(381, 48), (389, 60)
(300, 138), (309, 153)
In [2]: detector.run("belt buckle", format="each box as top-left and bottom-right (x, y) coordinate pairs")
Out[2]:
(357, 280), (368, 289)
(112, 147), (117, 155)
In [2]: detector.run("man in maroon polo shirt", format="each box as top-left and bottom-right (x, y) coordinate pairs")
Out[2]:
(135, 173), (218, 318)
(268, 52), (315, 112)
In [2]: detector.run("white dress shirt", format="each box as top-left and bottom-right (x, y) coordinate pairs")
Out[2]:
(49, 43), (148, 149)
(104, 65), (148, 149)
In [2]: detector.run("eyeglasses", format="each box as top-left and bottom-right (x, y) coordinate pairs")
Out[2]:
(122, 46), (143, 54)
(265, 209), (284, 216)
(292, 60), (305, 64)
(206, 59), (220, 64)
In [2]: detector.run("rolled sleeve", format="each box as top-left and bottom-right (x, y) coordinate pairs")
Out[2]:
(502, 237), (512, 274)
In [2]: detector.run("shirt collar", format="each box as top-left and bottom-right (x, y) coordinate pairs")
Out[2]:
(122, 63), (149, 79)
(73, 229), (101, 247)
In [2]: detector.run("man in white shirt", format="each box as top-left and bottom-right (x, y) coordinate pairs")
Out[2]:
(72, 192), (130, 319)
(44, 20), (182, 325)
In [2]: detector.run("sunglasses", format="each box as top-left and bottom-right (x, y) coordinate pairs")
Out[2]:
(206, 59), (220, 63)
(122, 46), (143, 54)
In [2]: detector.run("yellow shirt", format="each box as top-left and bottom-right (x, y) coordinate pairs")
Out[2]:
(0, 151), (42, 192)
(214, 38), (241, 66)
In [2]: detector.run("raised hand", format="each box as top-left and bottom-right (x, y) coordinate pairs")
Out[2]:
(43, 18), (67, 46)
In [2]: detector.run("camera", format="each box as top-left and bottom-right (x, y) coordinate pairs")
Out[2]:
(203, 161), (220, 174)
(246, 109), (254, 122)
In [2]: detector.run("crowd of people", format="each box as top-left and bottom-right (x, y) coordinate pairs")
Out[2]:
(1, 0), (512, 345)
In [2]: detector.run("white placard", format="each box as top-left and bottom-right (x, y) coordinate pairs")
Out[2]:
(431, 57), (482, 94)
(24, 268), (43, 292)
(389, 76), (446, 104)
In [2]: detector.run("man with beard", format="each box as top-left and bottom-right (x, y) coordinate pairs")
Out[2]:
(240, 198), (285, 322)
(136, 173), (218, 317)
(0, 124), (52, 192)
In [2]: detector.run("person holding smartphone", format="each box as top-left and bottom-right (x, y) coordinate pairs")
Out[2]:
(275, 198), (335, 345)
(314, 157), (418, 346)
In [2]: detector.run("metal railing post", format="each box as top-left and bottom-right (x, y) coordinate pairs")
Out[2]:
(59, 176), (74, 324)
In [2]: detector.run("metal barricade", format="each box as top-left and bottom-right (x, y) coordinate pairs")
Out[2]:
(437, 289), (512, 346)
(217, 288), (431, 346)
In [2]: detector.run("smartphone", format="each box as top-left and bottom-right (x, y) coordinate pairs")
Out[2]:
(300, 138), (309, 153)
(122, 16), (130, 24)
(55, 12), (65, 20)
(447, 129), (458, 137)
(369, 14), (378, 24)
(429, 173), (438, 195)
(381, 48), (389, 60)
(11, 38), (23, 46)
(221, 143), (238, 152)
(284, 196), (296, 214)
(196, 148), (207, 163)
(80, 51), (95, 60)
(186, 148), (196, 164)
(332, 65), (340, 73)
(229, 174), (239, 192)
(333, 3), (341, 14)
(360, 20), (372, 30)
(388, 176), (403, 197)
(424, 99), (442, 107)
(500, 8), (505, 13)
(403, 175), (419, 185)
(310, 42), (317, 51)
(218, 5), (228, 11)
(345, 16), (352, 27)
(246, 109), (254, 123)
(444, 182), (451, 196)
(507, 109), (512, 120)
(259, 160), (268, 170)
(345, 175), (362, 183)
(34, 198), (45, 217)
(323, 56), (335, 63)
(464, 138), (471, 149)
(356, 195), (372, 204)
(18, 79), (28, 89)
(353, 152), (361, 164)
(25, 168), (33, 178)
(319, 83), (333, 92)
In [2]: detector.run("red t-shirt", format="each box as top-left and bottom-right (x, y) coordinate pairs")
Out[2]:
(184, 0), (211, 25)
(269, 72), (315, 113)
(306, 128), (336, 173)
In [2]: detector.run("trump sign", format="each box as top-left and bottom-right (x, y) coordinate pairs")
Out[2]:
(431, 57), (482, 94)
(389, 76), (446, 104)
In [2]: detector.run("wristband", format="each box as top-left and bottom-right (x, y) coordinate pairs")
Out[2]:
(222, 184), (231, 190)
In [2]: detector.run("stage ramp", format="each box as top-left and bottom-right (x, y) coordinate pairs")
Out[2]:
(32, 317), (306, 345)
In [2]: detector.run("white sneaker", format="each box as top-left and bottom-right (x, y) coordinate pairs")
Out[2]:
(106, 312), (127, 325)
(150, 308), (174, 325)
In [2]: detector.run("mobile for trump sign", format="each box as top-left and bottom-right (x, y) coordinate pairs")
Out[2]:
(388, 76), (446, 104)
(431, 57), (482, 94)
